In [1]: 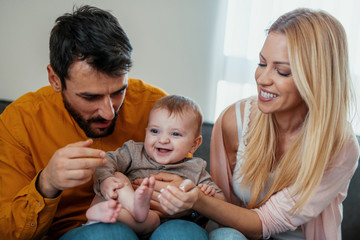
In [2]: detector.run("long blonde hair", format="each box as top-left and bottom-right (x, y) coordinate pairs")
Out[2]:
(239, 8), (354, 213)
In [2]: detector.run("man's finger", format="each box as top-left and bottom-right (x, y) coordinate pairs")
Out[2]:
(133, 178), (143, 185)
(61, 147), (106, 159)
(153, 179), (172, 191)
(150, 199), (169, 217)
(153, 172), (181, 182)
(66, 139), (93, 148)
(66, 157), (107, 170)
(64, 168), (95, 180)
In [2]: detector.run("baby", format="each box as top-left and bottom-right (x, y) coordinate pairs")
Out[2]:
(86, 95), (224, 235)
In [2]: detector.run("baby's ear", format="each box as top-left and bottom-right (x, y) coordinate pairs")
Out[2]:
(190, 135), (203, 154)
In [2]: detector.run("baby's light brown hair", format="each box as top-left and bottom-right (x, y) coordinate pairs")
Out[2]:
(150, 95), (203, 136)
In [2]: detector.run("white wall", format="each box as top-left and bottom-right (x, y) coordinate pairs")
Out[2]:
(0, 0), (227, 122)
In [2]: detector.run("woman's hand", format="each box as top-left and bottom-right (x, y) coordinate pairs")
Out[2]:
(158, 179), (203, 215)
(133, 172), (184, 217)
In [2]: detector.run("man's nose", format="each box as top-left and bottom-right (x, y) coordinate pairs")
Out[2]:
(98, 96), (115, 120)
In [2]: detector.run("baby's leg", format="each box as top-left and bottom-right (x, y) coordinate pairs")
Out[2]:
(113, 173), (159, 235)
(113, 172), (137, 213)
(86, 195), (121, 223)
(114, 172), (154, 222)
(133, 176), (155, 222)
(117, 209), (160, 236)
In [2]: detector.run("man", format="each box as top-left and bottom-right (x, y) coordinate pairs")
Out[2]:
(0, 5), (169, 239)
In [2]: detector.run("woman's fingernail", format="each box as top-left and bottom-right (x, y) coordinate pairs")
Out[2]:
(166, 185), (171, 189)
(160, 188), (164, 193)
(180, 186), (185, 192)
(157, 194), (161, 199)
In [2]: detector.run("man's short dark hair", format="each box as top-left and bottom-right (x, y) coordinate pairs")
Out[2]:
(49, 5), (132, 88)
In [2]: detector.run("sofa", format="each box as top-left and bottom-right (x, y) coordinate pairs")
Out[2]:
(0, 99), (359, 239)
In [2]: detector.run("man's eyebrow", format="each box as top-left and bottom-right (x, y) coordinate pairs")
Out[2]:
(76, 92), (99, 97)
(111, 84), (128, 94)
(77, 84), (128, 97)
(259, 52), (290, 65)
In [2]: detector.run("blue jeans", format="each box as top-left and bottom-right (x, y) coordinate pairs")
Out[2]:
(209, 227), (248, 240)
(60, 222), (138, 240)
(60, 220), (208, 240)
(150, 219), (208, 240)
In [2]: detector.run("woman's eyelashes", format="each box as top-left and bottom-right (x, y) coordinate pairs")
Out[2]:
(277, 70), (291, 77)
(258, 62), (291, 77)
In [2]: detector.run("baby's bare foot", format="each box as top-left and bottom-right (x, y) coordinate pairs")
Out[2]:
(133, 176), (155, 222)
(86, 199), (121, 223)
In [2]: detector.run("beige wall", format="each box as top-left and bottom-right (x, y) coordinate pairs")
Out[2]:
(0, 0), (227, 122)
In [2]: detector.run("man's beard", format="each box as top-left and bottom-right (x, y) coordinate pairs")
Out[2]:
(63, 97), (118, 138)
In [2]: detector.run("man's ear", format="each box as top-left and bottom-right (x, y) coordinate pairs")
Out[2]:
(190, 135), (203, 154)
(47, 65), (62, 92)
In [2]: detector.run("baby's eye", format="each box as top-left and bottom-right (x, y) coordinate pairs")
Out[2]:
(150, 129), (159, 134)
(172, 132), (181, 137)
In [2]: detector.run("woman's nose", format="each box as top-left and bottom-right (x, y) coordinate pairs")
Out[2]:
(255, 66), (273, 86)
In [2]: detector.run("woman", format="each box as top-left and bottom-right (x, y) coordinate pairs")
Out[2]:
(157, 8), (359, 239)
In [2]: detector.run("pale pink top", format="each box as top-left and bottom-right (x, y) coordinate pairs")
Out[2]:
(210, 98), (359, 240)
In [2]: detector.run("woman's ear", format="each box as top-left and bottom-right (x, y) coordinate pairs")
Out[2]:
(190, 135), (203, 154)
(47, 65), (62, 92)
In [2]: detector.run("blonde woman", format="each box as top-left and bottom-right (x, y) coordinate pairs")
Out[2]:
(156, 8), (359, 239)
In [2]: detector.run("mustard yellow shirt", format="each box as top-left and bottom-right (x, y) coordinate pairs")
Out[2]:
(0, 78), (167, 239)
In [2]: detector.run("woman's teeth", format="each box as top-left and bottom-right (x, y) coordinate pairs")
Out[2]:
(261, 90), (279, 99)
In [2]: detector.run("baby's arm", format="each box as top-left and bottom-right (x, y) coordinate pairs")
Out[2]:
(198, 184), (225, 201)
(100, 176), (124, 200)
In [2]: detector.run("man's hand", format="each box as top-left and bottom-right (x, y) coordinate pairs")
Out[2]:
(133, 172), (184, 217)
(37, 139), (107, 198)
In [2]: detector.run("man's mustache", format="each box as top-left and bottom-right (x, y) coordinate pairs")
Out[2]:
(87, 111), (119, 123)
(88, 116), (108, 123)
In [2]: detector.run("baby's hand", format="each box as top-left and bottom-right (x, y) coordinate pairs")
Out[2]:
(100, 176), (124, 200)
(198, 184), (216, 197)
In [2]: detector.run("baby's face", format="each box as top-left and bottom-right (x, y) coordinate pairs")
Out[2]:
(144, 108), (198, 165)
